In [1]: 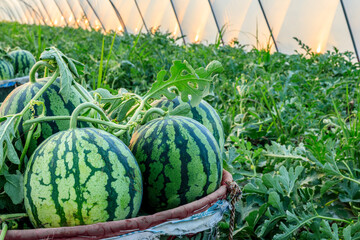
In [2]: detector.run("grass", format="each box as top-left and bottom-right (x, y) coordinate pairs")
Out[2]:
(2, 21), (360, 239)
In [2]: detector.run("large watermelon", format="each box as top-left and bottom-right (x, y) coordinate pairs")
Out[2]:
(0, 78), (90, 155)
(0, 58), (14, 80)
(152, 97), (225, 151)
(129, 116), (222, 213)
(9, 49), (36, 76)
(24, 128), (143, 228)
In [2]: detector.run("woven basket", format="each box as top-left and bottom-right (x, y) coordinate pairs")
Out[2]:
(4, 170), (233, 240)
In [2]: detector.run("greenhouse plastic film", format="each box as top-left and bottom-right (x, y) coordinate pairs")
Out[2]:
(106, 200), (230, 240)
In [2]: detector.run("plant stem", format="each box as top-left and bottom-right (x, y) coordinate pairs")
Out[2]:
(14, 69), (60, 131)
(18, 123), (37, 170)
(0, 213), (28, 221)
(114, 100), (146, 136)
(24, 116), (127, 130)
(73, 82), (93, 102)
(69, 102), (110, 129)
(341, 174), (360, 185)
(29, 61), (56, 83)
(141, 107), (166, 124)
(0, 223), (7, 240)
(317, 215), (351, 224)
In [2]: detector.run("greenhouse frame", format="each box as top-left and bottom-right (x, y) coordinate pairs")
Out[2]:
(0, 0), (359, 60)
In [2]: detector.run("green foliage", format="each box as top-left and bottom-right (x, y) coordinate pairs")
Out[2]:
(2, 22), (360, 238)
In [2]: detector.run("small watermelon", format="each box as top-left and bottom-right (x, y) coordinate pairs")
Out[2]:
(9, 49), (36, 76)
(24, 128), (143, 228)
(0, 58), (14, 80)
(152, 97), (225, 151)
(0, 78), (90, 156)
(129, 116), (222, 213)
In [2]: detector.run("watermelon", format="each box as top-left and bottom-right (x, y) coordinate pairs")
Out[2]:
(152, 97), (225, 151)
(129, 116), (222, 213)
(9, 49), (36, 76)
(24, 128), (143, 228)
(0, 78), (90, 156)
(0, 58), (14, 80)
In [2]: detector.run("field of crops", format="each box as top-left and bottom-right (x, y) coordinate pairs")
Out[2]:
(2, 22), (360, 239)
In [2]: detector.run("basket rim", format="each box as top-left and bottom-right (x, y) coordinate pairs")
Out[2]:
(4, 170), (233, 240)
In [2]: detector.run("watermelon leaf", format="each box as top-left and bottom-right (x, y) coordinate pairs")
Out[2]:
(143, 60), (223, 106)
(4, 170), (24, 205)
(40, 47), (82, 100)
(0, 116), (20, 170)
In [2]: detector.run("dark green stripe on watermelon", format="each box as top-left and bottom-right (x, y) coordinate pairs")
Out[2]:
(0, 78), (90, 156)
(9, 50), (36, 76)
(24, 128), (143, 228)
(0, 59), (14, 80)
(152, 97), (225, 152)
(129, 116), (222, 213)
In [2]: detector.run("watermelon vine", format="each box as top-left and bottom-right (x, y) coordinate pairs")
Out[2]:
(0, 46), (223, 230)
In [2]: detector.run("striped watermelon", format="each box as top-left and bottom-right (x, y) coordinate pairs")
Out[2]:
(152, 97), (225, 151)
(0, 58), (14, 80)
(9, 49), (36, 76)
(0, 78), (90, 156)
(24, 128), (143, 228)
(129, 116), (222, 213)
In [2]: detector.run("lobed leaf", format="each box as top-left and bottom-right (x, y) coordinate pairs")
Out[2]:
(0, 116), (20, 170)
(143, 60), (223, 106)
(40, 47), (83, 100)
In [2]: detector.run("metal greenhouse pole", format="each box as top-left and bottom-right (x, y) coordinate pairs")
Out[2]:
(1, 2), (17, 22)
(65, 0), (79, 27)
(12, 0), (30, 23)
(207, 0), (224, 45)
(28, 0), (48, 24)
(2, 0), (22, 22)
(258, 0), (278, 52)
(134, 0), (149, 33)
(19, 0), (44, 24)
(77, 0), (95, 29)
(0, 7), (14, 21)
(108, 0), (127, 33)
(53, 0), (69, 26)
(340, 0), (359, 62)
(39, 0), (55, 26)
(169, 0), (186, 44)
(4, 0), (28, 23)
(85, 0), (106, 31)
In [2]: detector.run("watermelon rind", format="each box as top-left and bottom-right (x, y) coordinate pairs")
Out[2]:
(9, 49), (36, 76)
(0, 78), (90, 156)
(0, 58), (14, 80)
(24, 128), (143, 228)
(152, 97), (225, 152)
(129, 115), (223, 213)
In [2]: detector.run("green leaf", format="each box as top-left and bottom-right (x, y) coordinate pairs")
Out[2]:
(115, 99), (137, 122)
(324, 162), (341, 176)
(4, 170), (23, 205)
(319, 220), (339, 240)
(0, 116), (20, 169)
(343, 225), (352, 240)
(268, 191), (284, 213)
(143, 60), (223, 106)
(320, 180), (340, 196)
(169, 103), (191, 116)
(243, 178), (268, 195)
(40, 47), (82, 100)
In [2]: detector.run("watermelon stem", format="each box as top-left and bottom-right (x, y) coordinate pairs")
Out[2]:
(0, 223), (8, 240)
(13, 68), (60, 131)
(23, 116), (128, 130)
(29, 61), (56, 83)
(141, 107), (166, 124)
(70, 102), (110, 129)
(113, 100), (146, 136)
